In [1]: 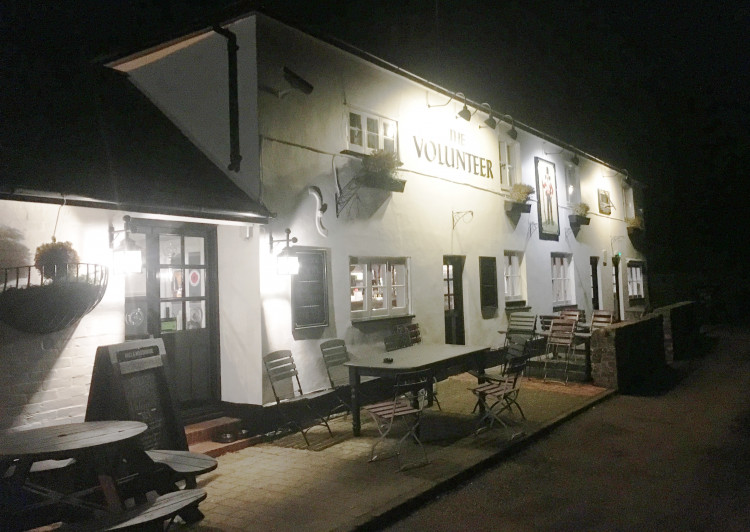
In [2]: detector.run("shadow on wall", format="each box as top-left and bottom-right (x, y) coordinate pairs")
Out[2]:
(0, 225), (31, 283)
(0, 324), (77, 430)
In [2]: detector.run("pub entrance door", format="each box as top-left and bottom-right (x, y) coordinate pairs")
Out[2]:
(443, 255), (465, 345)
(124, 220), (220, 416)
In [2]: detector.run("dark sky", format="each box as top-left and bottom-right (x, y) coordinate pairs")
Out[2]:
(2, 1), (749, 275)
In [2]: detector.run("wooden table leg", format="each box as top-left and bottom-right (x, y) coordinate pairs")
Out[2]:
(349, 367), (361, 436)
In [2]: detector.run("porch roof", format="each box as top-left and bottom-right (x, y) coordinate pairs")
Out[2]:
(0, 68), (270, 224)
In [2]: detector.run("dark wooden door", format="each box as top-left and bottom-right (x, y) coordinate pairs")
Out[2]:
(125, 221), (219, 412)
(443, 255), (465, 345)
(590, 256), (600, 310)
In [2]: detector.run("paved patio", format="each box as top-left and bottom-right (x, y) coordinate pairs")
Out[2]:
(182, 374), (613, 531)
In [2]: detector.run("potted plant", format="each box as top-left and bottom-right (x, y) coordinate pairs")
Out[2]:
(504, 183), (535, 214)
(357, 149), (406, 192)
(0, 238), (108, 333)
(34, 238), (80, 281)
(625, 215), (645, 248)
(569, 202), (591, 226)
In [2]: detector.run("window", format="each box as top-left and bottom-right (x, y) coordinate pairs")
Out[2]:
(565, 164), (581, 205)
(479, 257), (498, 310)
(291, 250), (328, 329)
(627, 261), (645, 300)
(499, 138), (520, 186)
(551, 253), (574, 306)
(350, 257), (410, 320)
(347, 110), (397, 155)
(503, 251), (525, 302)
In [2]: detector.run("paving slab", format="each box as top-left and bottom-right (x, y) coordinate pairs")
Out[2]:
(182, 374), (614, 532)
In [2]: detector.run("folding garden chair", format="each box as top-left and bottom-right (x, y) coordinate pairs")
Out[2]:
(470, 355), (527, 435)
(319, 339), (377, 418)
(363, 368), (433, 471)
(543, 318), (578, 383)
(263, 350), (334, 446)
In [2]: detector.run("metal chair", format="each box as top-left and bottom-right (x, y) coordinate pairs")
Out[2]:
(543, 318), (578, 383)
(263, 350), (334, 446)
(363, 369), (433, 471)
(470, 355), (527, 436)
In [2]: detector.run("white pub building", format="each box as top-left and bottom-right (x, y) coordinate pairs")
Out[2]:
(0, 12), (647, 430)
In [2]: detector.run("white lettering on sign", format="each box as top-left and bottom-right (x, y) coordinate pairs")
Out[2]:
(412, 135), (494, 179)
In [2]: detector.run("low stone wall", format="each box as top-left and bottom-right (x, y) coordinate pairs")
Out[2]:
(652, 301), (698, 362)
(590, 314), (666, 392)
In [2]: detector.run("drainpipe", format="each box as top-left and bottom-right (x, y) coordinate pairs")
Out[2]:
(213, 26), (241, 172)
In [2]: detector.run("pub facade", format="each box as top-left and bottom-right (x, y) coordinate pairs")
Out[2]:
(0, 12), (647, 430)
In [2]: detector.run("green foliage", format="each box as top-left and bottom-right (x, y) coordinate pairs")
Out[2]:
(360, 150), (400, 179)
(572, 202), (590, 216)
(509, 183), (535, 203)
(34, 239), (79, 280)
(625, 215), (645, 230)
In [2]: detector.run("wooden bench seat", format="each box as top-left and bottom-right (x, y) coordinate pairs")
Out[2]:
(59, 488), (207, 531)
(145, 450), (217, 478)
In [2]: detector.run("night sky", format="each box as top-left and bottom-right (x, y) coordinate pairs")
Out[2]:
(2, 1), (749, 281)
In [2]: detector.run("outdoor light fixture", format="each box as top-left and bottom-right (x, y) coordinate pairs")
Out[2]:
(457, 95), (472, 121)
(571, 154), (580, 166)
(269, 228), (299, 275)
(109, 215), (142, 274)
(506, 117), (518, 140)
(482, 103), (497, 129)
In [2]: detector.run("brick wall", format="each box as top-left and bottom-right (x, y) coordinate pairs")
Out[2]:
(590, 314), (666, 392)
(653, 301), (698, 362)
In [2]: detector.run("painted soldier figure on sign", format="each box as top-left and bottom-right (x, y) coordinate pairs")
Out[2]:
(543, 167), (555, 225)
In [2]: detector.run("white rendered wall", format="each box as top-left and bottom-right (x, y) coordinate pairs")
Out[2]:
(0, 201), (124, 430)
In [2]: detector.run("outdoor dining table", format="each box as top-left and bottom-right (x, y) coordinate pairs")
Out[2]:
(0, 420), (206, 531)
(345, 343), (490, 436)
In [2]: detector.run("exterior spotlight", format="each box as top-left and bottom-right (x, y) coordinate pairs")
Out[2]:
(109, 215), (142, 274)
(507, 124), (518, 140)
(269, 228), (299, 275)
(481, 103), (497, 129)
(571, 154), (580, 166)
(458, 105), (472, 121)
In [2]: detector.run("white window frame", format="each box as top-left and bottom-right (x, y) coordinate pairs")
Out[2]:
(503, 251), (526, 302)
(346, 108), (397, 155)
(627, 260), (645, 300)
(499, 136), (521, 187)
(350, 257), (410, 320)
(551, 253), (575, 307)
(565, 164), (581, 205)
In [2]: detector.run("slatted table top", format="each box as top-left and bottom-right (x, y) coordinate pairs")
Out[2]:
(0, 421), (146, 460)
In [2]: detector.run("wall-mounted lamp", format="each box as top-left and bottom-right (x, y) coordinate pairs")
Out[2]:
(269, 228), (299, 275)
(480, 103), (497, 129)
(109, 215), (142, 274)
(427, 92), (474, 121)
(571, 154), (580, 166)
(502, 115), (518, 139)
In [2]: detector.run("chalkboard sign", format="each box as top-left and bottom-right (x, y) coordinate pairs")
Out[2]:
(86, 338), (188, 452)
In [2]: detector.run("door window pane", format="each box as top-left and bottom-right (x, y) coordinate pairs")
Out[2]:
(187, 301), (205, 329)
(159, 234), (181, 264)
(160, 301), (182, 332)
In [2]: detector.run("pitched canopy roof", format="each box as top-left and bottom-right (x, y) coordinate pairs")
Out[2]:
(1, 67), (270, 224)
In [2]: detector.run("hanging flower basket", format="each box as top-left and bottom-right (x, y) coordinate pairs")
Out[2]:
(0, 263), (108, 334)
(569, 214), (591, 226)
(356, 150), (406, 192)
(504, 200), (532, 214)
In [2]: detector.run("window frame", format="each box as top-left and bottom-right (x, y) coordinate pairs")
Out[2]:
(551, 252), (575, 307)
(346, 108), (398, 155)
(350, 256), (411, 321)
(626, 260), (645, 301)
(503, 251), (526, 303)
(499, 135), (521, 187)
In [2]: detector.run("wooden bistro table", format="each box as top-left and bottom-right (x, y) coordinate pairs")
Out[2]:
(0, 420), (206, 531)
(345, 343), (490, 436)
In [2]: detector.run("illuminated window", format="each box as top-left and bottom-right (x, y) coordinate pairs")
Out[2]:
(350, 257), (410, 320)
(627, 261), (645, 300)
(503, 251), (525, 302)
(347, 110), (397, 155)
(551, 253), (574, 306)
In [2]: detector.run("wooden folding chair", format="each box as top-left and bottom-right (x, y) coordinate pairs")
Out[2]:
(590, 309), (615, 330)
(470, 355), (527, 436)
(363, 369), (433, 471)
(263, 350), (334, 446)
(543, 318), (577, 383)
(319, 339), (377, 418)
